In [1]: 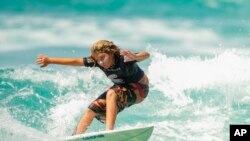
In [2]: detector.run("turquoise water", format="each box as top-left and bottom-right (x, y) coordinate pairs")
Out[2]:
(1, 0), (250, 141)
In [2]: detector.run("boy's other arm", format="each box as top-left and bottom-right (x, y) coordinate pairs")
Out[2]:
(120, 50), (150, 62)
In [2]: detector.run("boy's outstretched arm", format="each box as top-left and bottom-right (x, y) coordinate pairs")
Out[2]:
(120, 50), (150, 62)
(36, 54), (84, 68)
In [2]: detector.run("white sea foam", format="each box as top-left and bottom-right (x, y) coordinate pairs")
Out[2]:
(46, 92), (89, 136)
(1, 66), (109, 92)
(0, 109), (56, 141)
(148, 49), (250, 106)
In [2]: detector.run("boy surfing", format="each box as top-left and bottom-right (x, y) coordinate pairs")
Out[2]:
(36, 40), (150, 134)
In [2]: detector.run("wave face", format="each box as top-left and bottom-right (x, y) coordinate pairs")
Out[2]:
(1, 50), (250, 140)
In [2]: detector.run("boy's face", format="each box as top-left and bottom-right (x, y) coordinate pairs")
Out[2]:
(92, 53), (114, 69)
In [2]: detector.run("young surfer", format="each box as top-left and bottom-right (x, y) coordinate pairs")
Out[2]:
(36, 40), (150, 134)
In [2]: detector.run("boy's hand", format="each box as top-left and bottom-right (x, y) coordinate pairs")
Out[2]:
(120, 50), (137, 62)
(36, 54), (49, 68)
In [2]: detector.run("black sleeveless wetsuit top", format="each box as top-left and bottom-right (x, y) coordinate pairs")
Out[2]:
(83, 54), (144, 85)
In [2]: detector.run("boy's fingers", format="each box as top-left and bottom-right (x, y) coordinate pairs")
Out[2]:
(36, 58), (42, 63)
(36, 54), (47, 68)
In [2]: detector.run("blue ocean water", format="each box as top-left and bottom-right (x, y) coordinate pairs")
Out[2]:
(1, 0), (250, 141)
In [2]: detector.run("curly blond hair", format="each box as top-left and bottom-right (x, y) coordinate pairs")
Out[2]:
(91, 40), (120, 55)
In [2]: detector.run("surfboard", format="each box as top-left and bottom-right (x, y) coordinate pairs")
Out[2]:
(60, 126), (154, 141)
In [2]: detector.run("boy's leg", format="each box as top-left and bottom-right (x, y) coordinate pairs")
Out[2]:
(106, 89), (118, 130)
(74, 108), (96, 134)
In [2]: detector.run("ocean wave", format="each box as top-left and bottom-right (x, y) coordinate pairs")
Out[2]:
(1, 50), (250, 140)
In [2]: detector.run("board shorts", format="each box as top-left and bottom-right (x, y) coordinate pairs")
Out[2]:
(88, 83), (149, 123)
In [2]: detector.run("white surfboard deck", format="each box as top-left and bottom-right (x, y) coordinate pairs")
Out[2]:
(60, 126), (154, 141)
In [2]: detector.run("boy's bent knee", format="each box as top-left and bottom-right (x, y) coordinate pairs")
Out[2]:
(106, 89), (117, 100)
(86, 108), (96, 116)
